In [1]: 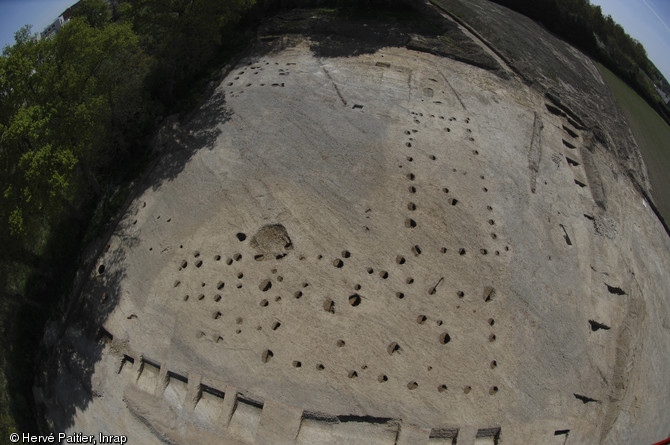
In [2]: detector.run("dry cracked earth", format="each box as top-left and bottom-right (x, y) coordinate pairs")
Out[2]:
(35, 5), (670, 445)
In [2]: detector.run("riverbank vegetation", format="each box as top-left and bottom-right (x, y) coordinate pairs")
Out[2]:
(489, 0), (670, 124)
(0, 0), (255, 435)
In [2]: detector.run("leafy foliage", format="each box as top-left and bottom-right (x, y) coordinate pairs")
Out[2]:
(0, 18), (150, 244)
(125, 0), (255, 105)
(0, 0), (256, 432)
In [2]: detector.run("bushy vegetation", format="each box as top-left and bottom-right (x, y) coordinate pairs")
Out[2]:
(489, 0), (670, 124)
(0, 0), (255, 435)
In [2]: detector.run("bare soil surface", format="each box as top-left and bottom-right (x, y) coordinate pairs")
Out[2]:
(35, 4), (670, 445)
(431, 0), (652, 209)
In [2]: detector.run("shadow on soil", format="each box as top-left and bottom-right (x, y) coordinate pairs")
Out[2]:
(33, 44), (235, 430)
(258, 6), (447, 58)
(257, 6), (499, 70)
(149, 90), (233, 191)
(34, 233), (135, 431)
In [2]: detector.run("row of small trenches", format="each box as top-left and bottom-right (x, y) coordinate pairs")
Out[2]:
(545, 102), (591, 195)
(115, 336), (509, 439)
(223, 63), (292, 91)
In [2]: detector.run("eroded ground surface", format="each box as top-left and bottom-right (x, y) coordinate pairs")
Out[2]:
(36, 7), (670, 445)
(431, 0), (652, 212)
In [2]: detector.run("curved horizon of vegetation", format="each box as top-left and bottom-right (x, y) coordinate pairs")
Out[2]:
(1, 0), (668, 437)
(598, 63), (670, 225)
(488, 0), (670, 126)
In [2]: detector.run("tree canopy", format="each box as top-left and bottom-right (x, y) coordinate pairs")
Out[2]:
(0, 0), (257, 435)
(0, 0), (257, 248)
(0, 18), (149, 243)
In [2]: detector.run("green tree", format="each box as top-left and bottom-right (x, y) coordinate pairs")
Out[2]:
(46, 18), (152, 190)
(0, 28), (77, 243)
(488, 0), (670, 125)
(0, 18), (151, 243)
(0, 0), (257, 434)
(70, 0), (112, 28)
(127, 0), (255, 103)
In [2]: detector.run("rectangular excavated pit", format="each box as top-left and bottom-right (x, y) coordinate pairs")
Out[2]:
(474, 426), (501, 444)
(118, 355), (136, 383)
(163, 371), (188, 410)
(228, 397), (263, 444)
(136, 359), (160, 393)
(551, 429), (570, 444)
(296, 418), (397, 445)
(428, 427), (458, 444)
(193, 384), (226, 425)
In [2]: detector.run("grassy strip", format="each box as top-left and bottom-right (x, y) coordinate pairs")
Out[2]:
(598, 63), (670, 223)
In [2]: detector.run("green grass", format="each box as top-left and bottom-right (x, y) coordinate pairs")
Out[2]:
(598, 63), (670, 223)
(312, 8), (338, 16)
(279, 20), (299, 32)
(440, 35), (456, 45)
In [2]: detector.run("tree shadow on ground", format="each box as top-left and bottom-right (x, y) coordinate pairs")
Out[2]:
(257, 5), (448, 58)
(31, 63), (235, 429)
(255, 5), (500, 71)
(32, 26), (235, 432)
(146, 89), (233, 192)
(33, 232), (137, 431)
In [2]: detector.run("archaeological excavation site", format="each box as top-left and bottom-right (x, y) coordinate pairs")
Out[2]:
(34, 1), (670, 444)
